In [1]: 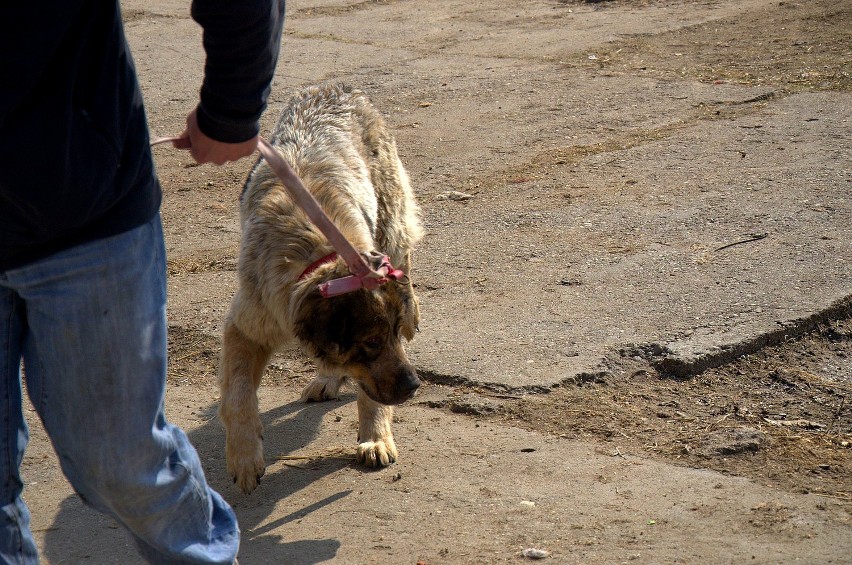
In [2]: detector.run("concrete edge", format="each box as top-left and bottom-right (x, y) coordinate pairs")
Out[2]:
(653, 294), (852, 378)
(418, 294), (852, 393)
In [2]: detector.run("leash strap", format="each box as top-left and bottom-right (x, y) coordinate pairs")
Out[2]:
(151, 136), (404, 297)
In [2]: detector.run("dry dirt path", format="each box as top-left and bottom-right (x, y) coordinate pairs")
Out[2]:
(22, 0), (851, 563)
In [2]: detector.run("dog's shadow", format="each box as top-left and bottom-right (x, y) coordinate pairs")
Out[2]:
(41, 394), (354, 564)
(199, 393), (357, 562)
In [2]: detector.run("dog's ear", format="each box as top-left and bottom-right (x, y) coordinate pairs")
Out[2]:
(363, 250), (418, 340)
(394, 281), (419, 342)
(293, 288), (343, 358)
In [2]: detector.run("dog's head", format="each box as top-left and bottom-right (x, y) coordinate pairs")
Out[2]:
(292, 260), (421, 405)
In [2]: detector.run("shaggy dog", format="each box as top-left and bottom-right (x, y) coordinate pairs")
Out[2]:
(219, 84), (423, 494)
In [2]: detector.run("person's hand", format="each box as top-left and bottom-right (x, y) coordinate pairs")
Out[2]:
(173, 108), (258, 165)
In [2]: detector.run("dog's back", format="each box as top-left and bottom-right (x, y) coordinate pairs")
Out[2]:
(241, 84), (422, 271)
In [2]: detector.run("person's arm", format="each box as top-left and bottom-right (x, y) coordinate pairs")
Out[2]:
(176, 0), (286, 164)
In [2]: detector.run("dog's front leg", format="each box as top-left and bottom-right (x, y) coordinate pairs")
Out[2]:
(356, 390), (398, 467)
(219, 319), (271, 494)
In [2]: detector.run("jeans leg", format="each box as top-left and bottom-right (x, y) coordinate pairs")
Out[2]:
(0, 284), (38, 564)
(8, 215), (238, 564)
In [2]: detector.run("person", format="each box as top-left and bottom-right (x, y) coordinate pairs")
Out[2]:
(0, 0), (285, 562)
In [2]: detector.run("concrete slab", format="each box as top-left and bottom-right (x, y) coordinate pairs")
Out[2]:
(408, 91), (851, 389)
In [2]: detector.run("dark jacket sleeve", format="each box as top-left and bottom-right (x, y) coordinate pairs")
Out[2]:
(191, 0), (286, 143)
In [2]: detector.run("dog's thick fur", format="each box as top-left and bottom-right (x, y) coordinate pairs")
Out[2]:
(219, 84), (423, 494)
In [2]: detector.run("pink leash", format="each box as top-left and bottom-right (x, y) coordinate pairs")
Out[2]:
(151, 136), (405, 297)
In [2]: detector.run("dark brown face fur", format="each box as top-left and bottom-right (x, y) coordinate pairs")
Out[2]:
(293, 278), (420, 405)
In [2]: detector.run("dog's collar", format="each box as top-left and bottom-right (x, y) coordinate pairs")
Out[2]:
(299, 250), (407, 297)
(299, 252), (338, 281)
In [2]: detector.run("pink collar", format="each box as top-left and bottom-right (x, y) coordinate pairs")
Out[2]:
(299, 252), (338, 280)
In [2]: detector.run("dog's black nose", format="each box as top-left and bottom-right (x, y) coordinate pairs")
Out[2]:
(402, 372), (421, 392)
(397, 369), (421, 397)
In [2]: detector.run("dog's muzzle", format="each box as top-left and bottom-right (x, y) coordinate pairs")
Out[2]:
(392, 369), (421, 404)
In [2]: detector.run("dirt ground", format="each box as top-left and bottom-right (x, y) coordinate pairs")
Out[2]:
(20, 0), (851, 563)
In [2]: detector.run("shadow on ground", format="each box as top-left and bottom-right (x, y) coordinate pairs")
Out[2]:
(41, 395), (353, 564)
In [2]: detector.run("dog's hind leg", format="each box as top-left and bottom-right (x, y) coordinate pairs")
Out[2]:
(219, 318), (271, 494)
(355, 390), (398, 467)
(301, 374), (346, 402)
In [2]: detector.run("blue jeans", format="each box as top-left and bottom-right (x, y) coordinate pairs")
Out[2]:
(0, 214), (239, 564)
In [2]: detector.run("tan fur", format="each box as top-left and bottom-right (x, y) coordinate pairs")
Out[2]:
(219, 84), (423, 494)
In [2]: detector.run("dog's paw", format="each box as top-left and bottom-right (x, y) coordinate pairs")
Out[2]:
(356, 438), (398, 468)
(301, 375), (344, 402)
(226, 436), (266, 494)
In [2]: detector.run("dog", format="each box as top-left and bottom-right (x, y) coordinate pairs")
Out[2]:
(218, 83), (423, 494)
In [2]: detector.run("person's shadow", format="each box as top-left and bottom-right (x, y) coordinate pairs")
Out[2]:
(41, 393), (354, 564)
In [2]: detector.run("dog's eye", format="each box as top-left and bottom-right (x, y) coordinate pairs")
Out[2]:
(363, 336), (383, 349)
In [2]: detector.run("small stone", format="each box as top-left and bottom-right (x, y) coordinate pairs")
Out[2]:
(695, 428), (766, 457)
(436, 190), (475, 201)
(522, 548), (550, 559)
